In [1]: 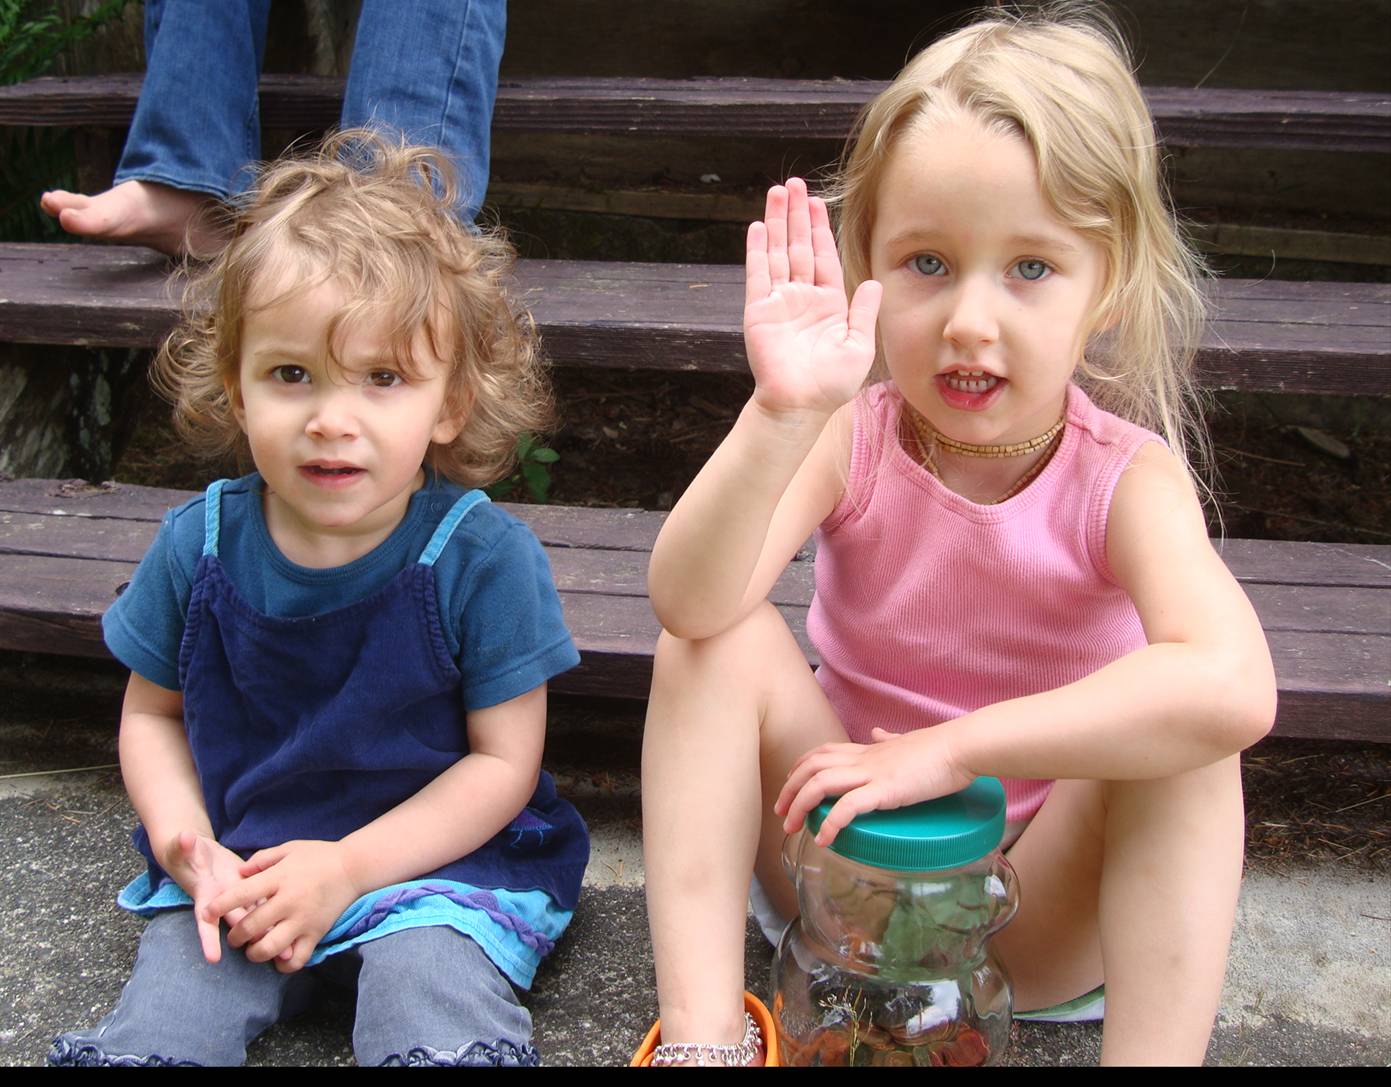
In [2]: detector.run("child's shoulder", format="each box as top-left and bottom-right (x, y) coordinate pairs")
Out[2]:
(156, 474), (263, 569)
(1064, 384), (1165, 455)
(421, 477), (542, 563)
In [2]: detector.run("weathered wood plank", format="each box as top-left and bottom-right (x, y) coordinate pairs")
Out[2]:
(3, 482), (1389, 590)
(0, 552), (1382, 738)
(7, 508), (1383, 636)
(1, 75), (1386, 153)
(1, 246), (1388, 395)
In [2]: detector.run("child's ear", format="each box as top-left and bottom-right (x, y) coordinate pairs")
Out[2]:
(431, 389), (473, 445)
(226, 378), (248, 432)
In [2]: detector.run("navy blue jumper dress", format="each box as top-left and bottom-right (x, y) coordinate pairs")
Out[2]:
(130, 480), (588, 961)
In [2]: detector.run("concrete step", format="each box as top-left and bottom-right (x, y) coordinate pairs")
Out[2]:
(1, 660), (1386, 1066)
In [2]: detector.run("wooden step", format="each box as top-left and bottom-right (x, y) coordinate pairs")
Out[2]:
(1, 478), (1387, 741)
(2, 75), (1387, 154)
(2, 244), (1388, 396)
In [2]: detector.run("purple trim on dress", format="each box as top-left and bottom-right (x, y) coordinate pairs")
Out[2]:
(338, 882), (557, 954)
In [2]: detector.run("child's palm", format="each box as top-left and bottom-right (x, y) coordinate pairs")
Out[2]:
(744, 178), (881, 416)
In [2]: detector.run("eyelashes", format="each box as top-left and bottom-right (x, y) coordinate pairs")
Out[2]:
(908, 255), (1053, 281)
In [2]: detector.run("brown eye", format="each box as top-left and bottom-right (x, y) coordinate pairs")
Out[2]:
(366, 370), (402, 388)
(272, 365), (309, 384)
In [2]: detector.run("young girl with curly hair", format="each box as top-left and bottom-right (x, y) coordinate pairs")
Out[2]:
(50, 129), (586, 1068)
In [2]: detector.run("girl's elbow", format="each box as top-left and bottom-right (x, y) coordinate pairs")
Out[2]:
(1214, 651), (1278, 751)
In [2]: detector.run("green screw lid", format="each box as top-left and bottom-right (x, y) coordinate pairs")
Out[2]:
(807, 777), (1007, 872)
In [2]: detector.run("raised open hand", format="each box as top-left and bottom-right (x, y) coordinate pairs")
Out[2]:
(743, 177), (882, 418)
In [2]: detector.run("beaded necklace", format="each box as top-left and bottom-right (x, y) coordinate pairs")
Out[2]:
(904, 404), (1065, 504)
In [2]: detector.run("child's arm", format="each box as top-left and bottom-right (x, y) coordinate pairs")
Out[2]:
(205, 685), (549, 972)
(777, 442), (1278, 844)
(118, 673), (257, 962)
(648, 177), (882, 639)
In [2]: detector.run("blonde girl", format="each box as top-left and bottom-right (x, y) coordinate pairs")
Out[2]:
(634, 4), (1274, 1067)
(49, 129), (587, 1067)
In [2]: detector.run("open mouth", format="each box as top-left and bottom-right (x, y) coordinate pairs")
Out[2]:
(301, 464), (364, 480)
(942, 369), (1000, 394)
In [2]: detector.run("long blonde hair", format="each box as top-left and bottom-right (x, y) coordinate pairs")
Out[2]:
(154, 127), (552, 488)
(829, 3), (1210, 482)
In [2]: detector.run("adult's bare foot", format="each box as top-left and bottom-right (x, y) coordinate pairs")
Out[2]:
(39, 179), (228, 259)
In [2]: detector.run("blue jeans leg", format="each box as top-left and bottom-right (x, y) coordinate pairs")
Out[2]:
(342, 0), (506, 222)
(351, 927), (538, 1067)
(113, 0), (270, 199)
(47, 909), (317, 1067)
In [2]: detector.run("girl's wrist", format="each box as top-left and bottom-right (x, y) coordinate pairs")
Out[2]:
(742, 397), (836, 448)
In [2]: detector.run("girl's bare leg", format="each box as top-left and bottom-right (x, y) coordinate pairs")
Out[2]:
(39, 180), (226, 258)
(997, 754), (1246, 1065)
(642, 601), (847, 1047)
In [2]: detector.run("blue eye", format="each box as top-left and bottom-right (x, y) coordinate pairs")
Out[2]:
(1016, 259), (1050, 281)
(912, 254), (946, 276)
(271, 365), (309, 384)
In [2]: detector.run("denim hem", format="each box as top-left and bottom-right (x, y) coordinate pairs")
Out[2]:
(108, 170), (236, 202)
(47, 1035), (201, 1067)
(378, 1040), (541, 1067)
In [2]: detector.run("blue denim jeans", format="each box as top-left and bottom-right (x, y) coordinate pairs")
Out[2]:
(114, 0), (506, 221)
(47, 909), (538, 1066)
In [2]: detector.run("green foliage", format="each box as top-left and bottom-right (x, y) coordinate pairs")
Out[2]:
(1, 0), (135, 85)
(0, 0), (137, 242)
(485, 434), (560, 504)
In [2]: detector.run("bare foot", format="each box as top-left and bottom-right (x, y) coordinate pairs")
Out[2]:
(39, 179), (228, 258)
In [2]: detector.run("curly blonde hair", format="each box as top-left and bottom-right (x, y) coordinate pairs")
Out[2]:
(828, 2), (1210, 482)
(153, 127), (552, 488)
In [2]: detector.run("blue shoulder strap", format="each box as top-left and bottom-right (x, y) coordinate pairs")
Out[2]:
(417, 491), (490, 567)
(202, 479), (227, 557)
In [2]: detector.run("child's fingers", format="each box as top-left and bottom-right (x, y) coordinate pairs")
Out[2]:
(206, 871), (273, 921)
(225, 899), (282, 951)
(273, 938), (313, 975)
(241, 919), (295, 965)
(809, 197), (842, 289)
(745, 221), (771, 306)
(813, 786), (880, 848)
(780, 764), (871, 836)
(846, 279), (883, 348)
(785, 177), (814, 284)
(764, 184), (790, 285)
(239, 843), (288, 877)
(194, 912), (223, 964)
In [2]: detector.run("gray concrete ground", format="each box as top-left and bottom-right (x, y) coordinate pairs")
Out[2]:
(1, 656), (1387, 1066)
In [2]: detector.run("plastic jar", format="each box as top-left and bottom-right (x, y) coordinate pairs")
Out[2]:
(771, 778), (1019, 1066)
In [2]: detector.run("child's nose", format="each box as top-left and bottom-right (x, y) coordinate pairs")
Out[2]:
(305, 387), (361, 440)
(942, 278), (1000, 348)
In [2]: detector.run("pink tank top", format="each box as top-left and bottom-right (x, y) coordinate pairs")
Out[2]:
(808, 382), (1159, 829)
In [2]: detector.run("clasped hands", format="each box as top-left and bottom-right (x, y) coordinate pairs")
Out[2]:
(164, 830), (361, 973)
(774, 726), (976, 848)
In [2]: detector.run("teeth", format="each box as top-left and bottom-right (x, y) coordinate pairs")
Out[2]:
(944, 371), (997, 394)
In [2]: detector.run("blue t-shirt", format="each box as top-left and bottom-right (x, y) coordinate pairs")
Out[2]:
(102, 472), (583, 988)
(104, 472), (579, 706)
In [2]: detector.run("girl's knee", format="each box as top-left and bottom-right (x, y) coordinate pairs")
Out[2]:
(654, 601), (790, 670)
